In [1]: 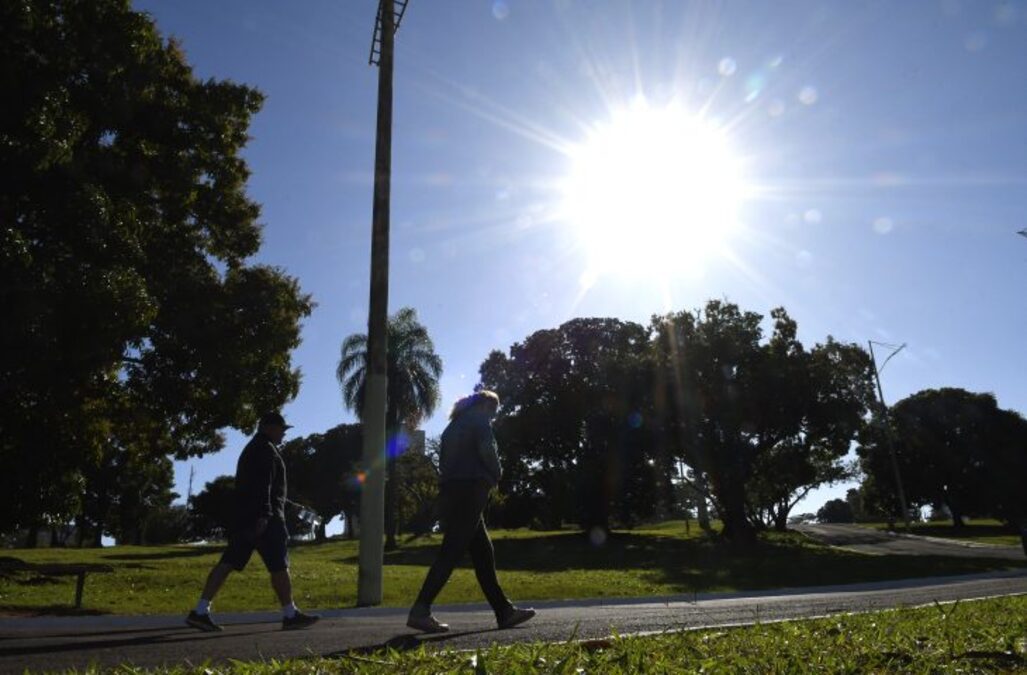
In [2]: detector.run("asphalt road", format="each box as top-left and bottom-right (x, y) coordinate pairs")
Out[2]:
(2, 526), (1025, 673)
(795, 523), (1027, 560)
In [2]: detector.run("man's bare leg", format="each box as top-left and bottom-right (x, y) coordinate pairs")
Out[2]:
(186, 563), (234, 631)
(270, 569), (293, 606)
(271, 569), (320, 629)
(200, 563), (233, 603)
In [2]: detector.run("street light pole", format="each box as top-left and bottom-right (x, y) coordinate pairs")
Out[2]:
(868, 340), (910, 531)
(358, 0), (404, 607)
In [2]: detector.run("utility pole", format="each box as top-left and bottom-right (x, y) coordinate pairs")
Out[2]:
(868, 340), (910, 531)
(358, 0), (409, 607)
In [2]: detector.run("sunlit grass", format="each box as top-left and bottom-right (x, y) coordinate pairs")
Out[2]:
(2, 521), (1023, 616)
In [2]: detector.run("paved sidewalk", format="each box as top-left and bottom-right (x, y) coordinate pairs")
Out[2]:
(2, 570), (1026, 673)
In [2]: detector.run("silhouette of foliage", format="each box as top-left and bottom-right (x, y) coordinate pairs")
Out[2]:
(858, 387), (1027, 528)
(336, 307), (442, 549)
(0, 0), (312, 540)
(280, 424), (363, 541)
(481, 318), (663, 533)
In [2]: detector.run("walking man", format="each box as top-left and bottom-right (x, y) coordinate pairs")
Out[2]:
(407, 390), (535, 633)
(186, 412), (319, 631)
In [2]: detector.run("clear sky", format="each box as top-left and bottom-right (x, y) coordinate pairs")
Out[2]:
(133, 1), (1027, 521)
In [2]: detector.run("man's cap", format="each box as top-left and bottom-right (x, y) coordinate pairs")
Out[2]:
(259, 412), (293, 429)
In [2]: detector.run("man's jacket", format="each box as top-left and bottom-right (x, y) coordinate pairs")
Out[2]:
(233, 432), (287, 526)
(438, 409), (502, 486)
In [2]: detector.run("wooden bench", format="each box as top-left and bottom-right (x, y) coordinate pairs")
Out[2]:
(0, 557), (114, 608)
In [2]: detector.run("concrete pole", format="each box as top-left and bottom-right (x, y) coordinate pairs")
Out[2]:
(358, 0), (394, 607)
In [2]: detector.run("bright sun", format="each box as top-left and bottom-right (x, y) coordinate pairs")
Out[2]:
(562, 102), (747, 282)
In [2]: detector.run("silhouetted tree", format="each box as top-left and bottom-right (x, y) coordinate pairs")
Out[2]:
(817, 498), (854, 523)
(651, 301), (770, 544)
(746, 337), (874, 530)
(858, 388), (1027, 528)
(280, 424), (362, 541)
(0, 0), (312, 539)
(336, 307), (442, 550)
(845, 488), (867, 522)
(394, 444), (440, 536)
(143, 504), (191, 544)
(189, 476), (236, 541)
(480, 318), (661, 533)
(652, 302), (873, 541)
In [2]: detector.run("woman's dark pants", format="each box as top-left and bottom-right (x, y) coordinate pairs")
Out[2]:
(412, 479), (513, 619)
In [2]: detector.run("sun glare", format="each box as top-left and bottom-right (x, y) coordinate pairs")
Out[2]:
(562, 102), (747, 282)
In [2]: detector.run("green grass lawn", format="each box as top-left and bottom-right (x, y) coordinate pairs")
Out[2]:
(859, 519), (1025, 546)
(50, 593), (1027, 674)
(2, 521), (1024, 616)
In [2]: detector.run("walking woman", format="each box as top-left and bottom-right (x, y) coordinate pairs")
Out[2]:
(407, 390), (536, 633)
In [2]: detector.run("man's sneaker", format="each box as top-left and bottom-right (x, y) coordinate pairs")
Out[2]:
(497, 606), (536, 629)
(282, 610), (320, 631)
(406, 613), (450, 633)
(185, 610), (223, 632)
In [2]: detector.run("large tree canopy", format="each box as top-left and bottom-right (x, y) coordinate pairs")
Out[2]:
(652, 303), (872, 541)
(858, 388), (1027, 528)
(480, 317), (663, 532)
(479, 304), (873, 542)
(0, 0), (313, 536)
(280, 424), (363, 541)
(651, 301), (771, 543)
(745, 336), (875, 531)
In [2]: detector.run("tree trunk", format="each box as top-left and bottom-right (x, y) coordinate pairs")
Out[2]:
(316, 519), (327, 541)
(695, 470), (712, 532)
(712, 467), (756, 546)
(773, 501), (789, 532)
(946, 500), (965, 528)
(24, 524), (39, 548)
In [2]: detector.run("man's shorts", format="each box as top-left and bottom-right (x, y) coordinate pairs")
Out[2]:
(219, 518), (290, 573)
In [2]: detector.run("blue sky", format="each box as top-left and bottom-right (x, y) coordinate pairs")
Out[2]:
(134, 1), (1027, 521)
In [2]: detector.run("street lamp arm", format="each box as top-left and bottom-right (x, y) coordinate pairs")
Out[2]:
(876, 342), (906, 375)
(867, 339), (911, 531)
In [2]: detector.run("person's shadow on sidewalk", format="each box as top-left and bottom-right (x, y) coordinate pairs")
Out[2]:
(0, 626), (267, 659)
(322, 626), (506, 659)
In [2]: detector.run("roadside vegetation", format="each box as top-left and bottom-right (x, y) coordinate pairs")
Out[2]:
(856, 519), (1024, 547)
(38, 594), (1027, 673)
(3, 521), (1023, 616)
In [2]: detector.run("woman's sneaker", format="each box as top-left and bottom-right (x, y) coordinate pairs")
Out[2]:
(406, 613), (450, 633)
(497, 606), (536, 629)
(282, 610), (320, 630)
(185, 610), (223, 632)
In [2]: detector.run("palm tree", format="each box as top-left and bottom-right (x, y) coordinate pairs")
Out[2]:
(337, 307), (442, 550)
